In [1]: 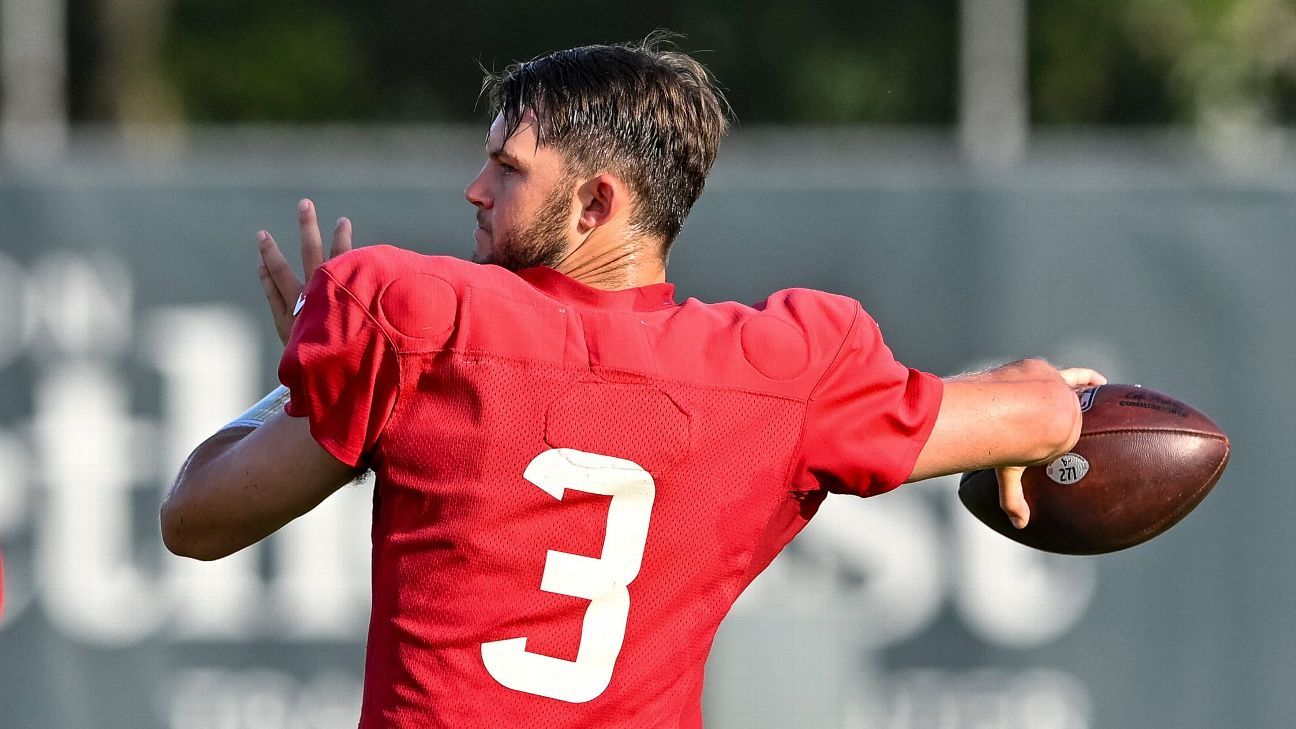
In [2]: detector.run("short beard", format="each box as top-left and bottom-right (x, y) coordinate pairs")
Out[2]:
(474, 183), (570, 272)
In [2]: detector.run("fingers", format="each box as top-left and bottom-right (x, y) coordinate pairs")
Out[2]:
(1059, 367), (1108, 389)
(257, 257), (287, 319)
(996, 466), (1030, 529)
(331, 217), (353, 258)
(298, 199), (325, 280)
(263, 202), (350, 294)
(257, 231), (300, 345)
(258, 258), (293, 345)
(258, 229), (303, 302)
(258, 202), (351, 346)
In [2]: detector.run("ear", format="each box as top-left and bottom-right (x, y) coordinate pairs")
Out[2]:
(575, 173), (627, 234)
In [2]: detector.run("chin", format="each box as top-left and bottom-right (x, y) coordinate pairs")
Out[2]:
(471, 229), (492, 261)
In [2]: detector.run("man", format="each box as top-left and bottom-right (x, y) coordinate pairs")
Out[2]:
(162, 38), (1103, 727)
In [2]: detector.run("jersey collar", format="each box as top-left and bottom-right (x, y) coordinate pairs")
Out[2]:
(517, 266), (677, 312)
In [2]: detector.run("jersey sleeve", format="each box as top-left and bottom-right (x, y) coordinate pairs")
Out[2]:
(800, 303), (943, 497)
(278, 263), (400, 467)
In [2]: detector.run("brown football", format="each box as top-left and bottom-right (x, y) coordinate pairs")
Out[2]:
(958, 384), (1230, 555)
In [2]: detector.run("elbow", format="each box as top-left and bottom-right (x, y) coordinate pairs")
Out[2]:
(162, 531), (232, 562)
(160, 495), (231, 562)
(161, 440), (246, 561)
(160, 497), (203, 559)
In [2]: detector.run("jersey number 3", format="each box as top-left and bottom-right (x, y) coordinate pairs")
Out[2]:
(481, 448), (657, 703)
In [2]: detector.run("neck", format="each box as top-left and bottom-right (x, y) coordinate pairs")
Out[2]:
(552, 233), (667, 290)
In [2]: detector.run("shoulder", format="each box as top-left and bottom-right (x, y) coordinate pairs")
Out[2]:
(309, 247), (500, 348)
(739, 288), (865, 356)
(315, 246), (480, 297)
(756, 288), (862, 330)
(660, 288), (866, 391)
(750, 289), (869, 375)
(678, 287), (859, 325)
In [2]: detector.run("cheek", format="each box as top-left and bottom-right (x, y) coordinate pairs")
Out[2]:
(493, 187), (535, 231)
(490, 206), (515, 236)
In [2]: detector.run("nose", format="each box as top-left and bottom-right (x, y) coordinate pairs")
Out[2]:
(464, 165), (490, 209)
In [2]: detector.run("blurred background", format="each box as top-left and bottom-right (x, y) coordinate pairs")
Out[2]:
(0, 1), (1293, 727)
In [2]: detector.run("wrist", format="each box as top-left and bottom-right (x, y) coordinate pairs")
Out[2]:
(224, 385), (291, 430)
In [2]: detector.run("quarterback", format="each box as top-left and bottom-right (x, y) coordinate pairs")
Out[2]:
(162, 38), (1104, 727)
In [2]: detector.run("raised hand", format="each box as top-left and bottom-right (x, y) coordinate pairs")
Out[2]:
(256, 198), (353, 345)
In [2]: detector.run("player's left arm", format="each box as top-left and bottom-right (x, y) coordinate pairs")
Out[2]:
(161, 414), (359, 560)
(257, 198), (352, 345)
(163, 198), (358, 560)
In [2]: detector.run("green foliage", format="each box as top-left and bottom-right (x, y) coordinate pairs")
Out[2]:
(159, 0), (957, 125)
(746, 1), (957, 123)
(1031, 0), (1177, 123)
(164, 0), (375, 121)
(1130, 0), (1296, 124)
(142, 0), (1295, 125)
(1031, 0), (1296, 125)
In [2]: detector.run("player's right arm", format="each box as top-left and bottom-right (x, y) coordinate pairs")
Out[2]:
(906, 360), (1107, 527)
(794, 296), (1105, 529)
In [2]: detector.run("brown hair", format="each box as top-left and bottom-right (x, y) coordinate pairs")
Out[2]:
(481, 33), (731, 253)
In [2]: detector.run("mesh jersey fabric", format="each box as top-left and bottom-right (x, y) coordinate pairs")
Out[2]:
(279, 245), (943, 728)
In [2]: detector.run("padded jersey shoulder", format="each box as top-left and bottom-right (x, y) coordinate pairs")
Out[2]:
(317, 246), (532, 301)
(314, 245), (474, 298)
(745, 287), (863, 382)
(752, 287), (861, 340)
(313, 246), (489, 352)
(656, 287), (865, 399)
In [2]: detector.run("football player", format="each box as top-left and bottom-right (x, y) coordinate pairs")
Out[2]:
(162, 38), (1104, 727)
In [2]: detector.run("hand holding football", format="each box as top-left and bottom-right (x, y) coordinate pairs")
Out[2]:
(959, 385), (1230, 555)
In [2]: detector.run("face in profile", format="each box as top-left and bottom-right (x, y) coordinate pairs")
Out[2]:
(464, 112), (575, 271)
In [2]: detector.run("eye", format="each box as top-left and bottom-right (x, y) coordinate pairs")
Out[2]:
(497, 160), (518, 174)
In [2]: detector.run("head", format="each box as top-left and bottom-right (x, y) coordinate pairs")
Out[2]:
(464, 35), (730, 276)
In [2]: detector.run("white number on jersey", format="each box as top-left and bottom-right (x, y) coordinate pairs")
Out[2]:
(481, 448), (656, 703)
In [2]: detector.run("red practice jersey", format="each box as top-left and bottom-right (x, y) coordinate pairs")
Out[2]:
(279, 246), (942, 728)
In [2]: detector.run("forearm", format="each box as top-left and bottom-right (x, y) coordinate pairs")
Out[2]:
(960, 359), (1082, 456)
(161, 393), (357, 561)
(906, 360), (1085, 483)
(947, 358), (1065, 385)
(162, 426), (273, 560)
(953, 359), (1081, 457)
